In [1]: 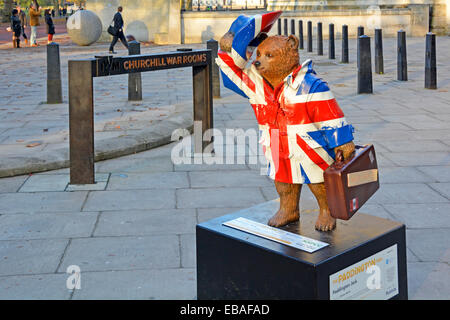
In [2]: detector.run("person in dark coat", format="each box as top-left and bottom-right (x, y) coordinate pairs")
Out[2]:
(44, 9), (55, 44)
(10, 9), (22, 48)
(109, 6), (129, 54)
(16, 6), (28, 45)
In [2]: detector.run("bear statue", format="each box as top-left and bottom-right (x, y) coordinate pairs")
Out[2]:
(216, 12), (356, 231)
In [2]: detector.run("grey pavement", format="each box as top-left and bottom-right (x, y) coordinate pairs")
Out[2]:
(0, 36), (450, 299)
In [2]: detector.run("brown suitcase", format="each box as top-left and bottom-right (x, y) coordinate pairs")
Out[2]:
(324, 144), (379, 220)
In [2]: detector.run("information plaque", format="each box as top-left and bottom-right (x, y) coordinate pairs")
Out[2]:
(223, 217), (328, 253)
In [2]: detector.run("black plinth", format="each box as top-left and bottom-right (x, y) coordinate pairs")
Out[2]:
(196, 200), (407, 300)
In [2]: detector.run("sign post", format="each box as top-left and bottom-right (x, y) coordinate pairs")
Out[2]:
(68, 49), (213, 184)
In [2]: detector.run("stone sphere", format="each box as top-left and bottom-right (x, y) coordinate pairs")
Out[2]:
(67, 10), (102, 46)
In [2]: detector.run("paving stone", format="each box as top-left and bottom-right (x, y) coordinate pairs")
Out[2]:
(0, 192), (88, 214)
(18, 174), (70, 192)
(428, 183), (450, 199)
(383, 152), (450, 166)
(379, 140), (450, 152)
(378, 167), (435, 184)
(96, 156), (174, 173)
(0, 239), (68, 276)
(82, 189), (175, 211)
(407, 262), (450, 300)
(406, 229), (450, 263)
(0, 274), (73, 299)
(71, 268), (196, 299)
(176, 187), (265, 209)
(417, 166), (450, 183)
(94, 209), (197, 236)
(180, 234), (195, 268)
(383, 203), (450, 229)
(368, 183), (448, 204)
(0, 212), (97, 240)
(59, 235), (180, 272)
(0, 175), (28, 193)
(66, 182), (108, 192)
(107, 172), (188, 190)
(189, 170), (272, 188)
(197, 207), (247, 223)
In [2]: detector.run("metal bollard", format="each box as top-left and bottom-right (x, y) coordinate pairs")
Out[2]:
(307, 21), (313, 52)
(47, 43), (62, 104)
(342, 25), (349, 63)
(317, 22), (323, 55)
(299, 20), (304, 50)
(128, 41), (142, 101)
(284, 18), (288, 36)
(207, 39), (221, 98)
(357, 26), (364, 37)
(317, 22), (323, 56)
(374, 29), (384, 74)
(329, 23), (335, 59)
(357, 35), (373, 94)
(278, 19), (281, 35)
(397, 30), (407, 81)
(425, 32), (437, 89)
(291, 19), (295, 36)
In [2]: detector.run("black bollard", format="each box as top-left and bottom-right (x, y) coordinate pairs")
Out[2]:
(291, 19), (295, 36)
(299, 20), (304, 50)
(284, 18), (288, 36)
(307, 21), (313, 52)
(329, 23), (335, 59)
(128, 41), (142, 101)
(278, 19), (281, 35)
(397, 30), (407, 81)
(357, 26), (364, 37)
(341, 25), (349, 63)
(317, 22), (323, 55)
(207, 39), (221, 98)
(47, 43), (62, 104)
(374, 29), (384, 74)
(425, 32), (437, 89)
(357, 35), (373, 94)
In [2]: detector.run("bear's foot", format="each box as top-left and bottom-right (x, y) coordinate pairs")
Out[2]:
(268, 209), (299, 228)
(315, 210), (336, 232)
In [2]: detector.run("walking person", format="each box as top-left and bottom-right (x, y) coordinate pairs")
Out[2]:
(9, 9), (22, 48)
(16, 6), (28, 46)
(109, 6), (128, 54)
(45, 9), (55, 44)
(29, 2), (41, 47)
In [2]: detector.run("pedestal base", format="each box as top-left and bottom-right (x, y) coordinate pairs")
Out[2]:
(196, 200), (407, 300)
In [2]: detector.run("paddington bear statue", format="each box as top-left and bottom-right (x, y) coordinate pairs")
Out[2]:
(216, 12), (356, 231)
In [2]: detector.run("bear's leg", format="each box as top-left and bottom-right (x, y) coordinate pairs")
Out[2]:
(268, 181), (301, 227)
(308, 183), (336, 231)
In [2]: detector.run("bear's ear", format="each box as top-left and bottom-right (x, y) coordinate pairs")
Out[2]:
(287, 35), (299, 50)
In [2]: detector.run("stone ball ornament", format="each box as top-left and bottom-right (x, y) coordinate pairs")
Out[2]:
(67, 10), (103, 46)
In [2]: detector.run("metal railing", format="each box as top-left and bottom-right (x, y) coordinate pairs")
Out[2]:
(182, 0), (267, 11)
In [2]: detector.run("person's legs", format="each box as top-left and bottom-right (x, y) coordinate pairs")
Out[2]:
(109, 35), (119, 52)
(118, 31), (129, 49)
(30, 26), (37, 45)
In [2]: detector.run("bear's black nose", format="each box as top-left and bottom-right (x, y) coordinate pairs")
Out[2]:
(254, 61), (261, 67)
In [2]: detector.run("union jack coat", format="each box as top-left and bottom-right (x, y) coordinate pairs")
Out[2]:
(216, 13), (354, 184)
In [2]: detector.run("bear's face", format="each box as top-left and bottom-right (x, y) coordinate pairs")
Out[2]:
(254, 35), (299, 89)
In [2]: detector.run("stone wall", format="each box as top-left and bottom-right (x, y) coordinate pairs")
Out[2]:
(181, 6), (429, 44)
(86, 0), (181, 44)
(268, 0), (449, 35)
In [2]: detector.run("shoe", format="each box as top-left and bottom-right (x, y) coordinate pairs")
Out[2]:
(25, 39), (28, 45)
(31, 44), (38, 47)
(109, 50), (117, 54)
